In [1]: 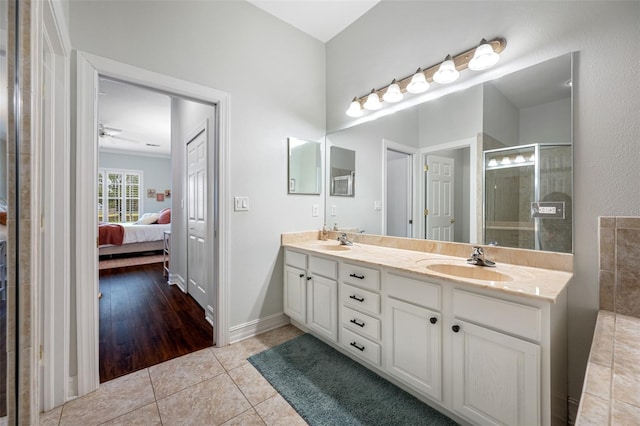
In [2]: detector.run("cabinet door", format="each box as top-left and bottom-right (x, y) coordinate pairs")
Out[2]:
(452, 320), (540, 426)
(308, 275), (338, 342)
(386, 298), (441, 400)
(284, 265), (307, 324)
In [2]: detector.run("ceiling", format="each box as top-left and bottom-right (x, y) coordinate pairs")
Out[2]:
(98, 78), (171, 157)
(246, 0), (381, 43)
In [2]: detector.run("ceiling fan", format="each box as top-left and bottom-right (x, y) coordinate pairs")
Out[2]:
(98, 123), (143, 145)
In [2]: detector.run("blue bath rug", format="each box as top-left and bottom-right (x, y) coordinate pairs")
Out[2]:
(248, 333), (458, 426)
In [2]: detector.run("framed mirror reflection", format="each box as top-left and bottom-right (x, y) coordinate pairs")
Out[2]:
(288, 137), (322, 195)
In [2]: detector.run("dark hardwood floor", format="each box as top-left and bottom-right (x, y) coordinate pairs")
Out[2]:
(99, 264), (213, 383)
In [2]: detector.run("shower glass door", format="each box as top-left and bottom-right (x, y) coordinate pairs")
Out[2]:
(484, 143), (572, 253)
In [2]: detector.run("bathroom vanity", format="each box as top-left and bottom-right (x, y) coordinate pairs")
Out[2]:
(282, 231), (572, 426)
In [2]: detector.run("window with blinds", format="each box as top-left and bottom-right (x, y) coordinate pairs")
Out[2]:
(98, 169), (143, 223)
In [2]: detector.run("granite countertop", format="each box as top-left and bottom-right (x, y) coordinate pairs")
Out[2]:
(576, 311), (640, 425)
(283, 238), (572, 303)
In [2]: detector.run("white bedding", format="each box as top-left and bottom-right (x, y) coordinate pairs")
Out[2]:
(121, 223), (171, 244)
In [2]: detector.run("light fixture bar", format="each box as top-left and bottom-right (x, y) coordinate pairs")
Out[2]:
(349, 37), (506, 108)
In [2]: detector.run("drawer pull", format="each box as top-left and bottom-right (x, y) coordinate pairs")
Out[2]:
(349, 295), (365, 303)
(452, 325), (461, 333)
(350, 318), (365, 328)
(349, 273), (365, 280)
(350, 341), (365, 352)
(430, 317), (438, 324)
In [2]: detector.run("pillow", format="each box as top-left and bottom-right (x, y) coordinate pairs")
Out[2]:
(136, 212), (160, 225)
(157, 208), (171, 224)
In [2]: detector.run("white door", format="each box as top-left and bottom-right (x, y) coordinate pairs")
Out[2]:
(308, 275), (338, 342)
(386, 149), (413, 237)
(425, 155), (454, 241)
(187, 130), (208, 309)
(283, 265), (307, 324)
(452, 320), (540, 426)
(386, 298), (441, 400)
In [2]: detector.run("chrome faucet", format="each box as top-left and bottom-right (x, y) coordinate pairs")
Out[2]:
(337, 232), (353, 246)
(467, 246), (495, 267)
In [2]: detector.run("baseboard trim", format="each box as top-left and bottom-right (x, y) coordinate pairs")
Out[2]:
(169, 274), (186, 293)
(228, 313), (290, 344)
(67, 376), (78, 401)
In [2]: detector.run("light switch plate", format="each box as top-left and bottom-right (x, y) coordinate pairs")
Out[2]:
(331, 205), (337, 216)
(312, 204), (319, 217)
(374, 201), (382, 210)
(234, 196), (249, 211)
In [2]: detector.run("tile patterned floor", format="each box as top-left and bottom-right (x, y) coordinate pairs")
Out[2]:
(40, 325), (307, 426)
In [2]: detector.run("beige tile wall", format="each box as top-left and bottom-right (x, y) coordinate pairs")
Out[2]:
(599, 217), (640, 317)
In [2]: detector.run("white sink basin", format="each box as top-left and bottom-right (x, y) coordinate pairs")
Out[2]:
(421, 262), (513, 282)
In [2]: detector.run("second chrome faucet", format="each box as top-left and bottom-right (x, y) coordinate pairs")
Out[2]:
(467, 246), (495, 267)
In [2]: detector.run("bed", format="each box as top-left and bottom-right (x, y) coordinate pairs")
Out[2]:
(99, 222), (171, 256)
(99, 208), (171, 256)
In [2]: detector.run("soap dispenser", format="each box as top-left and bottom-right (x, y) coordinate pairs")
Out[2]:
(321, 224), (328, 241)
(333, 223), (339, 231)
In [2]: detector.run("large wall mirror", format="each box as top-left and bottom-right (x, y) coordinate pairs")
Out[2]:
(325, 53), (573, 253)
(288, 137), (322, 195)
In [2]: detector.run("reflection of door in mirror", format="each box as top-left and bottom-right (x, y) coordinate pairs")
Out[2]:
(425, 155), (455, 242)
(385, 149), (413, 237)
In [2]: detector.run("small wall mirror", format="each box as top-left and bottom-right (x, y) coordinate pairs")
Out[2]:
(330, 146), (355, 197)
(288, 137), (321, 195)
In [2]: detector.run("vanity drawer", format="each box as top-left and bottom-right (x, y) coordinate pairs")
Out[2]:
(309, 256), (338, 280)
(341, 263), (380, 292)
(342, 284), (380, 315)
(342, 327), (381, 366)
(342, 305), (381, 341)
(452, 289), (541, 342)
(285, 249), (306, 270)
(387, 273), (441, 311)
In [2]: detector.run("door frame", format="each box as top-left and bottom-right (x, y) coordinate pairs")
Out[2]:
(382, 139), (419, 238)
(420, 137), (480, 244)
(75, 52), (230, 396)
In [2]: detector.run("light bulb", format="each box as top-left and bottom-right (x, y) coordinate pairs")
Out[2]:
(406, 68), (430, 94)
(488, 159), (498, 167)
(363, 89), (382, 110)
(383, 79), (403, 102)
(501, 156), (511, 165)
(469, 39), (500, 71)
(345, 97), (363, 117)
(514, 154), (525, 163)
(433, 55), (459, 84)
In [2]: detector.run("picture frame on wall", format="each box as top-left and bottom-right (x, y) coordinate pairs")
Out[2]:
(164, 189), (171, 198)
(156, 193), (165, 202)
(147, 188), (156, 198)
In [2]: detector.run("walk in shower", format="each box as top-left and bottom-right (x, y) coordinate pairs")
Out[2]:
(484, 143), (572, 253)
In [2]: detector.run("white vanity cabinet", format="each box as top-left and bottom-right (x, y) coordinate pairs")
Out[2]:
(283, 249), (338, 342)
(450, 289), (542, 426)
(339, 262), (382, 366)
(385, 273), (442, 401)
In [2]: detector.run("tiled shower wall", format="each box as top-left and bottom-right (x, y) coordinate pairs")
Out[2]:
(599, 217), (640, 317)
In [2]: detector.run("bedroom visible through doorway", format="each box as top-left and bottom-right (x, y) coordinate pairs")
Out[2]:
(97, 77), (215, 381)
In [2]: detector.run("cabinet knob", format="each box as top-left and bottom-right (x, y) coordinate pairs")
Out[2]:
(299, 273), (305, 278)
(307, 276), (312, 281)
(430, 317), (438, 324)
(452, 325), (461, 333)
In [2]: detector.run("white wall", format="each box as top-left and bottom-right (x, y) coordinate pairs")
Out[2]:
(325, 107), (418, 234)
(327, 0), (640, 403)
(98, 151), (172, 214)
(417, 84), (484, 148)
(483, 83), (519, 146)
(69, 1), (326, 331)
(520, 97), (572, 144)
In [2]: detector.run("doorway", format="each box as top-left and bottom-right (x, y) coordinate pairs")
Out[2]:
(383, 139), (418, 238)
(75, 52), (230, 397)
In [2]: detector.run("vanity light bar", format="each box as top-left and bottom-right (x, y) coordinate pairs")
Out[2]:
(346, 37), (507, 117)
